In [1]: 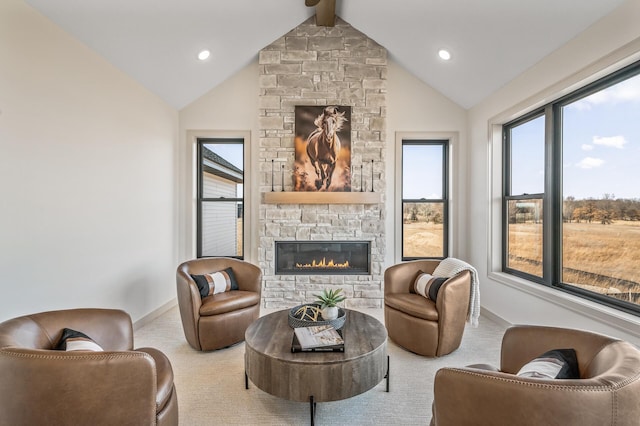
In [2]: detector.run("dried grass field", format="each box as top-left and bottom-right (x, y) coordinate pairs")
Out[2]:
(403, 222), (444, 258)
(509, 221), (640, 303)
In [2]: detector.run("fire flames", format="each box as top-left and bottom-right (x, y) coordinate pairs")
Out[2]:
(295, 257), (350, 269)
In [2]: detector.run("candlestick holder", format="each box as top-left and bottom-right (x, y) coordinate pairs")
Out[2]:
(371, 159), (374, 192)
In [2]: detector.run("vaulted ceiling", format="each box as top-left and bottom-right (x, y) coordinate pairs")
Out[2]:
(25, 0), (626, 109)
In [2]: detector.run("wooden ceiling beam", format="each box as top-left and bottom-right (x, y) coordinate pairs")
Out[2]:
(307, 0), (336, 27)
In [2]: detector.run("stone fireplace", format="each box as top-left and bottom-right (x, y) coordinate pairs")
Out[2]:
(258, 17), (386, 309)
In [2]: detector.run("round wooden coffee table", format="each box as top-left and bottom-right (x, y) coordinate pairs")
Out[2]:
(244, 309), (388, 425)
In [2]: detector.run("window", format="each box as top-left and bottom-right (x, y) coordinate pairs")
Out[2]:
(401, 140), (449, 259)
(503, 61), (640, 315)
(197, 138), (244, 258)
(504, 114), (545, 278)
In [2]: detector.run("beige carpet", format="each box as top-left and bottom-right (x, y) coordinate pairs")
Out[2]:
(135, 307), (507, 426)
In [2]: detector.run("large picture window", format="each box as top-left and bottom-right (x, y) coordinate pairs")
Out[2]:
(197, 138), (244, 258)
(401, 140), (449, 259)
(503, 61), (640, 315)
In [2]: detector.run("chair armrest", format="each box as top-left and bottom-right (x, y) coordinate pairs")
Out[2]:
(432, 367), (615, 426)
(433, 271), (470, 355)
(0, 348), (157, 425)
(232, 261), (263, 294)
(2, 308), (134, 351)
(176, 268), (203, 348)
(499, 325), (617, 374)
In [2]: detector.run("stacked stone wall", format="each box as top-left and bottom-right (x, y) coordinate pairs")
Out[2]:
(258, 17), (387, 308)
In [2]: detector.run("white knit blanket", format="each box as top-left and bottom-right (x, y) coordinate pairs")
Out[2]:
(433, 257), (480, 327)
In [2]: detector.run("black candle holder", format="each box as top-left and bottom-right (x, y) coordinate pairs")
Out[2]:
(271, 159), (274, 192)
(371, 159), (374, 192)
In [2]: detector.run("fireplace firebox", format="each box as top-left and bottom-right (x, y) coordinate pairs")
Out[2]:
(275, 241), (371, 275)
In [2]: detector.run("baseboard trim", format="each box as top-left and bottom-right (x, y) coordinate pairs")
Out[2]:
(131, 301), (512, 332)
(133, 298), (177, 331)
(480, 306), (512, 328)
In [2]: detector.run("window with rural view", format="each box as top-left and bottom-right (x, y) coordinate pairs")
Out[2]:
(504, 61), (640, 315)
(402, 140), (448, 259)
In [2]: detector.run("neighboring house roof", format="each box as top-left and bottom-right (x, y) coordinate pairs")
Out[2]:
(202, 146), (243, 184)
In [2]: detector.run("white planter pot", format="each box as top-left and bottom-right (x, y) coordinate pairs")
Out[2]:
(321, 306), (339, 320)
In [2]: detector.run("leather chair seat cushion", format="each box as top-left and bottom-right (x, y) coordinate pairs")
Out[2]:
(385, 293), (439, 321)
(199, 290), (261, 316)
(136, 347), (175, 413)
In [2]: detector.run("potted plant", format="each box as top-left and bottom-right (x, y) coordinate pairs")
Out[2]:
(314, 288), (346, 320)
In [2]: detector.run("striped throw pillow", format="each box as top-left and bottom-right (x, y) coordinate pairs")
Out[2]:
(56, 328), (104, 352)
(191, 267), (239, 298)
(517, 349), (579, 379)
(413, 272), (449, 301)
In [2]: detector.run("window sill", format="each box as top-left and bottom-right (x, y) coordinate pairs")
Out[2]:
(488, 271), (640, 340)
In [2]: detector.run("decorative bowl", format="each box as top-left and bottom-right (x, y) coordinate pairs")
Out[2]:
(288, 303), (346, 330)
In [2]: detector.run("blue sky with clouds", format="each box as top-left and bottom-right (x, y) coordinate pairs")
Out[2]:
(512, 72), (640, 200)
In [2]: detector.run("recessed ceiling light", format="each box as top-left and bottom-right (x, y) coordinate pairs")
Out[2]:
(197, 50), (210, 61)
(438, 49), (451, 61)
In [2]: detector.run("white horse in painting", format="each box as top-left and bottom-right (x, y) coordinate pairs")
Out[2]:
(306, 106), (347, 190)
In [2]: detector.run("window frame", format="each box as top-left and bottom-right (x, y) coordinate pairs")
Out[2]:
(196, 137), (245, 259)
(400, 139), (450, 261)
(502, 110), (547, 284)
(501, 60), (640, 317)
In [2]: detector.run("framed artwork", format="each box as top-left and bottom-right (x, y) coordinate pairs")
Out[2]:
(294, 105), (352, 192)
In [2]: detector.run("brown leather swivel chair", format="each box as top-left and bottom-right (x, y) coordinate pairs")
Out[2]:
(0, 308), (178, 426)
(384, 259), (471, 357)
(176, 257), (262, 351)
(431, 325), (640, 426)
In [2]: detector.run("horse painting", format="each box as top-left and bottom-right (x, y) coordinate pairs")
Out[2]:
(306, 106), (348, 190)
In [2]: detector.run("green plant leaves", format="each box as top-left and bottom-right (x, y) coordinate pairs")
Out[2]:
(314, 288), (346, 308)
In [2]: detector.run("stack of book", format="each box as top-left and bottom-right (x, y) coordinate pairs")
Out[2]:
(291, 324), (344, 352)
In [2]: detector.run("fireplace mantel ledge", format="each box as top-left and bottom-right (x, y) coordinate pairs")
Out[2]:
(262, 192), (381, 204)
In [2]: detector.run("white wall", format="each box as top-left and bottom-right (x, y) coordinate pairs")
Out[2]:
(0, 0), (179, 323)
(468, 0), (640, 345)
(178, 60), (260, 263)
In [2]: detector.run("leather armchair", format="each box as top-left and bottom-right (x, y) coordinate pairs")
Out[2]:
(0, 308), (178, 426)
(431, 325), (640, 426)
(384, 259), (471, 357)
(176, 257), (262, 351)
